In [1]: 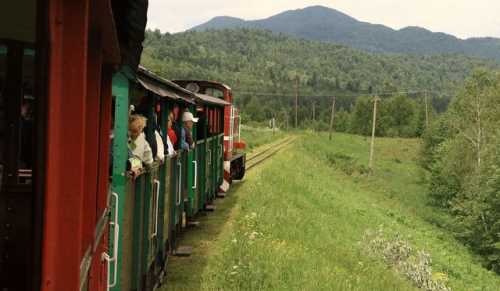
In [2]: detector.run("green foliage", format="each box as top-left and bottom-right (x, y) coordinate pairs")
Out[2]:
(326, 152), (369, 176)
(349, 94), (423, 137)
(141, 29), (498, 133)
(164, 131), (500, 290)
(422, 69), (500, 272)
(364, 228), (451, 291)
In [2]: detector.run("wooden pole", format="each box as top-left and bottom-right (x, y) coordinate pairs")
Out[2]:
(424, 91), (429, 127)
(329, 96), (336, 140)
(285, 111), (289, 131)
(295, 76), (299, 128)
(312, 101), (316, 122)
(272, 116), (276, 135)
(369, 96), (380, 172)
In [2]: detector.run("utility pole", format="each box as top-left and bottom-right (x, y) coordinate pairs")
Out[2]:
(312, 101), (316, 122)
(295, 76), (299, 128)
(272, 115), (276, 135)
(369, 96), (380, 173)
(329, 96), (336, 140)
(285, 110), (289, 130)
(424, 90), (429, 127)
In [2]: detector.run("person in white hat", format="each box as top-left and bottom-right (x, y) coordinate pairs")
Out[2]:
(180, 111), (198, 151)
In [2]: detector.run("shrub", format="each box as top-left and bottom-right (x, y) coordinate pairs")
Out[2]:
(363, 228), (451, 291)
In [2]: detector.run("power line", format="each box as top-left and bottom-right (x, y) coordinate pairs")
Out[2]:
(233, 89), (456, 99)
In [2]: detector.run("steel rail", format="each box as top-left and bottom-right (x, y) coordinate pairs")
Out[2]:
(246, 137), (296, 171)
(246, 137), (295, 162)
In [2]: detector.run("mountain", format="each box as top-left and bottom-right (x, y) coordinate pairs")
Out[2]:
(191, 6), (500, 61)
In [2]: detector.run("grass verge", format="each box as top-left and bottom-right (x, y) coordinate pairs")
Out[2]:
(162, 132), (500, 291)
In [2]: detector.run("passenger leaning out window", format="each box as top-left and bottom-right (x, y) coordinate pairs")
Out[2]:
(181, 111), (198, 151)
(166, 111), (177, 157)
(128, 114), (153, 175)
(152, 111), (166, 162)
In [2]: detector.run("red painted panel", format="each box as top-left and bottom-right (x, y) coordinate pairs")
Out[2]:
(42, 0), (90, 290)
(83, 35), (102, 257)
(85, 33), (104, 291)
(92, 66), (114, 291)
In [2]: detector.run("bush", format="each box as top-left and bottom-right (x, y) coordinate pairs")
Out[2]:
(326, 152), (369, 176)
(364, 228), (451, 291)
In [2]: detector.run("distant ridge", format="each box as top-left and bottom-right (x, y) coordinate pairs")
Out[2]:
(191, 5), (500, 61)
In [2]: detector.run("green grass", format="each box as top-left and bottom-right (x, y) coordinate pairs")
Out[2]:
(162, 132), (500, 291)
(240, 126), (286, 151)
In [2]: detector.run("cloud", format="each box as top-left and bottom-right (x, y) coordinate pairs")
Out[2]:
(147, 0), (500, 38)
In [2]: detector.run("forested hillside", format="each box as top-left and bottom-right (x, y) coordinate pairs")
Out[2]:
(141, 29), (497, 135)
(192, 6), (500, 61)
(142, 29), (495, 96)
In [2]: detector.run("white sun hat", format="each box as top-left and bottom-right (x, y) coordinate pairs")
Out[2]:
(182, 111), (199, 123)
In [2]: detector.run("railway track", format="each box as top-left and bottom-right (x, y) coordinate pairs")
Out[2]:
(246, 137), (296, 171)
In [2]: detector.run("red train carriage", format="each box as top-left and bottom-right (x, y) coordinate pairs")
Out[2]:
(172, 80), (246, 192)
(0, 1), (147, 290)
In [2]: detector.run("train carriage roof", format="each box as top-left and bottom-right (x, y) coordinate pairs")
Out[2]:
(194, 93), (230, 107)
(173, 80), (232, 92)
(137, 66), (195, 104)
(138, 67), (230, 107)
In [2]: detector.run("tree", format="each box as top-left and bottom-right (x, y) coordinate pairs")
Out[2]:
(423, 70), (500, 272)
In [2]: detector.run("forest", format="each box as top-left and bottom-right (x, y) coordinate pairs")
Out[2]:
(422, 70), (500, 273)
(142, 28), (499, 273)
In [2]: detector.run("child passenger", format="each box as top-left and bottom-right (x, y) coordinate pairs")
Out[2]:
(128, 114), (154, 174)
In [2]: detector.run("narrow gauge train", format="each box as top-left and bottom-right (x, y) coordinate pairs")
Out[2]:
(108, 66), (246, 291)
(0, 1), (245, 291)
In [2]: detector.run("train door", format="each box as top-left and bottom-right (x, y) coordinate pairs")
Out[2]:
(205, 109), (213, 201)
(0, 1), (45, 289)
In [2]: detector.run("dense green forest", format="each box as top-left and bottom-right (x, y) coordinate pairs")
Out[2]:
(142, 28), (496, 137)
(142, 29), (496, 97)
(422, 70), (500, 273)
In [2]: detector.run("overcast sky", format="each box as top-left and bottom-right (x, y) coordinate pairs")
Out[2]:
(147, 0), (500, 39)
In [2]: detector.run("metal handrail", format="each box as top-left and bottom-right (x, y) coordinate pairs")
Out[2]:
(151, 180), (160, 238)
(176, 159), (182, 206)
(101, 192), (120, 289)
(192, 160), (198, 189)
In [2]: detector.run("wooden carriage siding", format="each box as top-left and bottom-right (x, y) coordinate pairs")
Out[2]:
(1, 1), (245, 290)
(108, 67), (229, 291)
(1, 1), (147, 290)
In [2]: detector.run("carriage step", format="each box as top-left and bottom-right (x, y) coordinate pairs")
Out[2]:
(204, 204), (216, 212)
(217, 192), (227, 198)
(187, 221), (200, 228)
(174, 246), (193, 257)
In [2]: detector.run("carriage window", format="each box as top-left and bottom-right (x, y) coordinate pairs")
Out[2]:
(18, 48), (35, 174)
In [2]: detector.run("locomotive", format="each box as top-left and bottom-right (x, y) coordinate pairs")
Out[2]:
(0, 1), (245, 290)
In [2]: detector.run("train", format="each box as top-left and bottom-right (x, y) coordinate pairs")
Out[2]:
(0, 1), (245, 290)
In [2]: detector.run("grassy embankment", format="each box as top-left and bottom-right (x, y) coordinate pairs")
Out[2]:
(238, 126), (286, 150)
(162, 130), (500, 291)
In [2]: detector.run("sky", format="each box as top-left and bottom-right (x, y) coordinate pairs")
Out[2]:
(147, 0), (500, 39)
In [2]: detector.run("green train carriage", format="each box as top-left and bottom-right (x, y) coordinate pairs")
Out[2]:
(108, 66), (228, 291)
